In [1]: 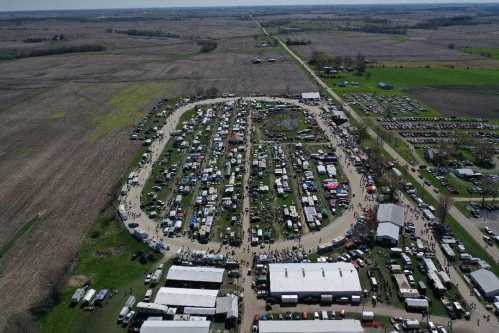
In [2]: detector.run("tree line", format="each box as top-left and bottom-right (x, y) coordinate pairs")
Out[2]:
(0, 44), (106, 61)
(309, 51), (366, 75)
(285, 38), (311, 46)
(111, 29), (179, 38)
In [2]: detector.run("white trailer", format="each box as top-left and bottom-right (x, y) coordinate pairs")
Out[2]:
(82, 289), (96, 305)
(281, 295), (298, 305)
(117, 306), (130, 322)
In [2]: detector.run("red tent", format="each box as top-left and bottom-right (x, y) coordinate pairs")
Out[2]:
(325, 182), (338, 190)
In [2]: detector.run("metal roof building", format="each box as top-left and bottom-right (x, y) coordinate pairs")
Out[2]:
(376, 222), (400, 245)
(377, 203), (405, 227)
(268, 262), (361, 298)
(470, 269), (499, 299)
(301, 92), (321, 100)
(154, 287), (218, 308)
(215, 294), (239, 319)
(140, 320), (210, 333)
(166, 266), (225, 284)
(258, 319), (364, 333)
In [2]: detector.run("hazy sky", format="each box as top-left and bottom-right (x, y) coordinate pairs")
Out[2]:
(0, 0), (497, 12)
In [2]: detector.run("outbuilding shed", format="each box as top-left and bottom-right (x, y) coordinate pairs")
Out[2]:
(470, 269), (499, 300)
(376, 222), (400, 245)
(301, 92), (321, 101)
(377, 203), (404, 227)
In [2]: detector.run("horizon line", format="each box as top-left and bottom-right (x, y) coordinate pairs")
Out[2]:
(1, 1), (498, 14)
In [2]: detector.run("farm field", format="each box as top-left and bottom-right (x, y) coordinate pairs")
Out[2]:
(409, 87), (499, 120)
(461, 47), (499, 60)
(283, 30), (477, 62)
(326, 67), (499, 95)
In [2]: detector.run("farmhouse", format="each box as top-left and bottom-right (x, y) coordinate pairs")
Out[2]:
(470, 269), (499, 300)
(166, 265), (225, 289)
(258, 319), (364, 333)
(268, 262), (361, 299)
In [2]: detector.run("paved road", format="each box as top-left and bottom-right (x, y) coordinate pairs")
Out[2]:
(269, 31), (499, 264)
(453, 197), (499, 202)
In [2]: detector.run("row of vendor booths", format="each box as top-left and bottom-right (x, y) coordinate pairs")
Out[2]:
(294, 145), (348, 231)
(313, 151), (351, 214)
(387, 247), (465, 315)
(165, 101), (247, 244)
(159, 105), (217, 237)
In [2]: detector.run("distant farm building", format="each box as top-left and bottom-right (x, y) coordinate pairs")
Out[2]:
(301, 92), (321, 103)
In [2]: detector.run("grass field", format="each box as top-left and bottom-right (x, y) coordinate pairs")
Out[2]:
(93, 82), (167, 140)
(461, 47), (499, 60)
(327, 67), (499, 95)
(40, 213), (161, 333)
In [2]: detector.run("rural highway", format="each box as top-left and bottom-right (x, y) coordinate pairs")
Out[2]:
(262, 27), (499, 264)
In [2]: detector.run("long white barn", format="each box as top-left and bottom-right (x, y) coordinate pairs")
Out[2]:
(268, 262), (361, 298)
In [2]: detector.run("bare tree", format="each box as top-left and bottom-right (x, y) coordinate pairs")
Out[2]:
(474, 140), (495, 167)
(355, 124), (368, 144)
(438, 192), (454, 223)
(333, 55), (343, 68)
(480, 178), (499, 208)
(355, 52), (366, 75)
(343, 56), (353, 68)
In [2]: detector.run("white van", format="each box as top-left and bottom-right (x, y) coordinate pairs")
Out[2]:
(321, 310), (328, 320)
(144, 289), (153, 302)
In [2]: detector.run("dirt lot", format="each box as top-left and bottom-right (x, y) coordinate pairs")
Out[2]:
(0, 15), (315, 333)
(409, 87), (499, 120)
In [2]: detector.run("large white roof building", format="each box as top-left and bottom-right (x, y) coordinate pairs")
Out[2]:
(268, 262), (361, 298)
(154, 287), (218, 308)
(258, 319), (364, 333)
(166, 265), (225, 284)
(140, 320), (210, 333)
